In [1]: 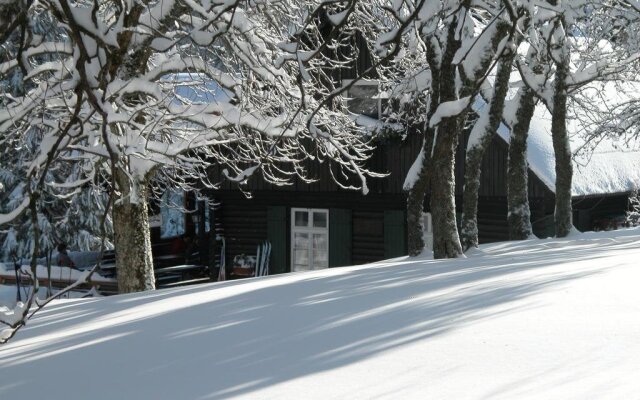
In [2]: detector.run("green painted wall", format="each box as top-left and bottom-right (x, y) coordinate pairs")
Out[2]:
(384, 210), (406, 258)
(329, 208), (352, 267)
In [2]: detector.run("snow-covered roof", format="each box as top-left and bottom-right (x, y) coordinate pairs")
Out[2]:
(474, 36), (640, 197)
(492, 94), (640, 197)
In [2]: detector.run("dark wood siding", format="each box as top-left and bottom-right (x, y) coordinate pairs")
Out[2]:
(476, 196), (509, 244)
(352, 209), (385, 264)
(384, 210), (407, 257)
(267, 206), (287, 274)
(329, 208), (353, 267)
(208, 128), (552, 202)
(210, 190), (406, 271)
(214, 199), (267, 264)
(207, 131), (557, 262)
(205, 124), (630, 268)
(472, 134), (551, 198)
(573, 194), (630, 232)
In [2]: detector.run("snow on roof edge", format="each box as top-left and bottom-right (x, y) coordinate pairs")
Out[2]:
(487, 99), (640, 197)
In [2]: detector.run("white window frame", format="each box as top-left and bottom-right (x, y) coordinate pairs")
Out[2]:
(290, 208), (329, 271)
(342, 79), (386, 118)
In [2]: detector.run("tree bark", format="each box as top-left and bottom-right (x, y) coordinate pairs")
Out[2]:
(460, 54), (514, 250)
(406, 153), (429, 255)
(507, 87), (536, 240)
(109, 15), (159, 293)
(425, 11), (466, 259)
(431, 115), (463, 258)
(406, 2), (506, 258)
(406, 35), (441, 257)
(406, 129), (435, 256)
(550, 17), (573, 238)
(114, 170), (155, 293)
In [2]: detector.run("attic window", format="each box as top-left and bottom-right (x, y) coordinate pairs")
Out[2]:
(343, 79), (387, 119)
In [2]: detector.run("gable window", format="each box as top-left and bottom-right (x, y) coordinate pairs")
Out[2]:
(342, 79), (387, 119)
(291, 208), (329, 271)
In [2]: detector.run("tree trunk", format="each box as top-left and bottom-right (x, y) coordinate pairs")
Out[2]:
(406, 163), (428, 255)
(431, 116), (463, 258)
(550, 18), (573, 238)
(407, 2), (505, 258)
(110, 38), (158, 293)
(426, 12), (466, 259)
(460, 54), (514, 250)
(507, 87), (536, 240)
(551, 89), (573, 237)
(114, 171), (155, 293)
(406, 130), (435, 256)
(406, 34), (441, 257)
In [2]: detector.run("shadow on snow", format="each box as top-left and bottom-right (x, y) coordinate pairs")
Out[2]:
(1, 232), (638, 399)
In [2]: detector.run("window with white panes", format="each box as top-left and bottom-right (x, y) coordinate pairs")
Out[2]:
(291, 208), (329, 271)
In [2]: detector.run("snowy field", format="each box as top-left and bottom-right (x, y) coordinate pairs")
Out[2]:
(1, 228), (639, 400)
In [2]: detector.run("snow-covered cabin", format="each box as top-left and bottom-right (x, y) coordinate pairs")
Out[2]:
(180, 34), (640, 275)
(500, 101), (640, 229)
(204, 101), (639, 274)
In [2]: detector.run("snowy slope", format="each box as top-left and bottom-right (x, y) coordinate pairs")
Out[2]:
(1, 229), (640, 399)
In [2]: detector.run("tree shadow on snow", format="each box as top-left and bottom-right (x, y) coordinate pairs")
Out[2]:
(0, 234), (635, 399)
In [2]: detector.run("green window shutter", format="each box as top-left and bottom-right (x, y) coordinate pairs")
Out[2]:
(267, 206), (287, 274)
(384, 210), (406, 258)
(329, 208), (352, 267)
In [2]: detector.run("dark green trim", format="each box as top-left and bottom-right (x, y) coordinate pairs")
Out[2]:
(329, 208), (352, 267)
(384, 210), (406, 258)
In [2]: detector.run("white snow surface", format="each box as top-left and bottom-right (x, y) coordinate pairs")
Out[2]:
(2, 228), (640, 399)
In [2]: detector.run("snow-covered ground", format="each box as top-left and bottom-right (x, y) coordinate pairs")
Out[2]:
(1, 228), (639, 399)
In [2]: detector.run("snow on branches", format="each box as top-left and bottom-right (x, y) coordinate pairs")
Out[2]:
(1, 0), (381, 293)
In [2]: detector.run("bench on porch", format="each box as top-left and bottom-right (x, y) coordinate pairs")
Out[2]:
(154, 262), (209, 289)
(96, 242), (211, 289)
(230, 241), (271, 279)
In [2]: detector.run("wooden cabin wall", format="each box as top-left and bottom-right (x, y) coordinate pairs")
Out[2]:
(214, 198), (268, 262)
(351, 209), (385, 264)
(210, 190), (406, 271)
(338, 31), (377, 81)
(572, 194), (630, 231)
(206, 133), (422, 196)
(206, 108), (634, 266)
(206, 128), (559, 253)
(207, 130), (551, 199)
(198, 24), (632, 268)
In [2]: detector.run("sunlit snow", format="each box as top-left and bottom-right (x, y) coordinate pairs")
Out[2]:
(1, 228), (639, 399)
